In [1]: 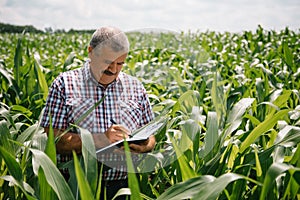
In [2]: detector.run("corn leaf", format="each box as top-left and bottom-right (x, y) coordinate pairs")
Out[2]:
(30, 148), (74, 200)
(44, 118), (56, 164)
(123, 139), (141, 200)
(34, 59), (49, 100)
(0, 175), (36, 200)
(224, 98), (255, 137)
(72, 151), (94, 200)
(38, 167), (57, 200)
(79, 127), (98, 193)
(239, 109), (290, 153)
(0, 146), (22, 181)
(157, 175), (215, 200)
(200, 111), (219, 160)
(283, 42), (296, 73)
(13, 36), (22, 86)
(169, 135), (197, 181)
(259, 163), (291, 200)
(194, 173), (246, 200)
(39, 119), (57, 200)
(0, 121), (13, 153)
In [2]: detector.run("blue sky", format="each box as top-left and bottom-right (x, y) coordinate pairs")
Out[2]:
(0, 0), (299, 32)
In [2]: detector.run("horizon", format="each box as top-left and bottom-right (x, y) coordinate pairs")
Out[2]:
(1, 21), (299, 34)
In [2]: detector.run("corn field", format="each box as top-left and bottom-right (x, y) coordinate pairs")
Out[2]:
(0, 26), (300, 199)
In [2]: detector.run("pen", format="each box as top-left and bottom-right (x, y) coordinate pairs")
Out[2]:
(110, 119), (117, 124)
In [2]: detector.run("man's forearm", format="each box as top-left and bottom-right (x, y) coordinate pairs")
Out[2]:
(44, 127), (112, 154)
(44, 128), (82, 154)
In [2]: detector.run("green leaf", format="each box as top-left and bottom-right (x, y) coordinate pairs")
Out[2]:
(194, 173), (245, 200)
(266, 90), (291, 116)
(227, 144), (239, 170)
(178, 119), (196, 154)
(38, 167), (57, 200)
(123, 138), (142, 200)
(63, 52), (76, 69)
(30, 149), (74, 200)
(25, 63), (37, 97)
(254, 147), (262, 177)
(290, 144), (300, 165)
(112, 188), (132, 200)
(180, 119), (199, 142)
(284, 169), (300, 199)
(0, 120), (13, 153)
(34, 58), (49, 100)
(0, 142), (37, 199)
(159, 173), (254, 200)
(293, 171), (300, 185)
(0, 175), (37, 200)
(172, 90), (200, 115)
(211, 72), (226, 125)
(0, 146), (23, 182)
(274, 125), (300, 147)
(0, 63), (13, 86)
(283, 42), (296, 73)
(95, 163), (104, 200)
(239, 109), (290, 153)
(203, 112), (219, 157)
(44, 118), (56, 164)
(72, 151), (94, 200)
(168, 67), (188, 93)
(16, 124), (40, 145)
(169, 134), (197, 181)
(13, 36), (23, 87)
(225, 98), (255, 137)
(38, 112), (57, 200)
(259, 163), (291, 200)
(79, 127), (98, 193)
(11, 105), (32, 117)
(157, 175), (215, 200)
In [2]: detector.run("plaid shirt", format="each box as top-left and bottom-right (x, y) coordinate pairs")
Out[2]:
(41, 60), (154, 180)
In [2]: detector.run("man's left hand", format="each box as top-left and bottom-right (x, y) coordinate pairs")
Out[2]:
(128, 135), (156, 153)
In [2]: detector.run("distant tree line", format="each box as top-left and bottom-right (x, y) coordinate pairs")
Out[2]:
(0, 22), (44, 33)
(0, 22), (95, 34)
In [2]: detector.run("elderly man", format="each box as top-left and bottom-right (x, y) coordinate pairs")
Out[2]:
(41, 26), (155, 199)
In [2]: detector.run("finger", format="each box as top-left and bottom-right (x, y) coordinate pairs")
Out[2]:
(129, 143), (143, 152)
(117, 133), (128, 139)
(113, 125), (131, 134)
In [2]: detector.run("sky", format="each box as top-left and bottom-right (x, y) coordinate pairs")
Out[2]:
(0, 0), (299, 33)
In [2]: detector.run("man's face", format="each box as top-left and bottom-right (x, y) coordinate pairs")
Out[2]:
(89, 46), (127, 86)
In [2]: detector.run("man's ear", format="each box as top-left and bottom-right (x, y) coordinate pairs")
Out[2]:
(88, 46), (93, 53)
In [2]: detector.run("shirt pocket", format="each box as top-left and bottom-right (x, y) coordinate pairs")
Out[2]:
(119, 99), (142, 131)
(66, 97), (95, 131)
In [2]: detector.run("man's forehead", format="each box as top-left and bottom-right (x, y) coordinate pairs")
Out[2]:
(99, 46), (127, 60)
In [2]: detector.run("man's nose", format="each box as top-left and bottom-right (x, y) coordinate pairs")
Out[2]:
(108, 62), (117, 72)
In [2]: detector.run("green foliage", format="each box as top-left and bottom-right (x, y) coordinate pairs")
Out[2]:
(0, 26), (300, 199)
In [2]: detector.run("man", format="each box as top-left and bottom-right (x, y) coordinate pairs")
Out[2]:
(41, 26), (155, 199)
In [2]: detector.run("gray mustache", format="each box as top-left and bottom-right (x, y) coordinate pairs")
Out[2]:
(103, 70), (116, 76)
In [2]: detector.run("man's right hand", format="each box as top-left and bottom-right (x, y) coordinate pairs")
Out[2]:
(104, 124), (131, 143)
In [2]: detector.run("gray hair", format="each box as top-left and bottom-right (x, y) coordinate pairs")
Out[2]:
(89, 26), (129, 54)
